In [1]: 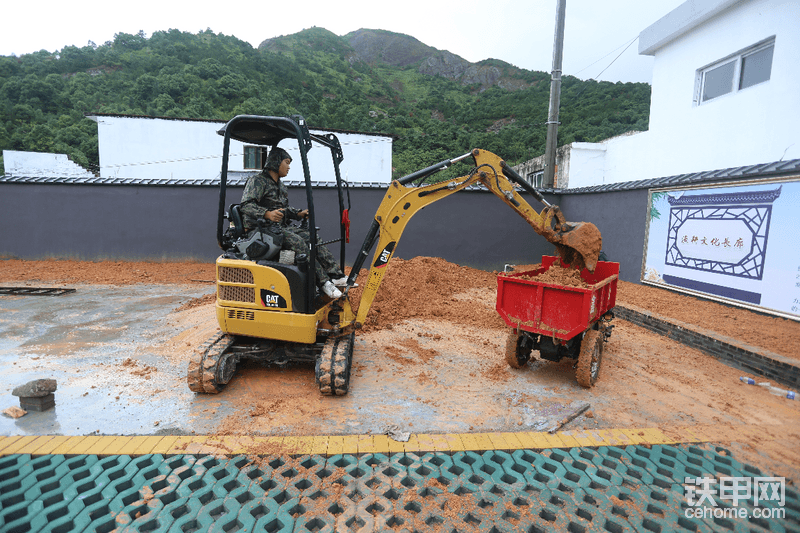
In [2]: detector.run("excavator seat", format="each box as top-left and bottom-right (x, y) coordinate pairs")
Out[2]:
(221, 204), (314, 313)
(228, 204), (245, 240)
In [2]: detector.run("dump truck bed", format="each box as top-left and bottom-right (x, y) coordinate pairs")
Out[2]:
(496, 256), (619, 342)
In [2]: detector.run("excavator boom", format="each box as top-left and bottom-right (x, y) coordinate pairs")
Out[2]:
(344, 149), (602, 329)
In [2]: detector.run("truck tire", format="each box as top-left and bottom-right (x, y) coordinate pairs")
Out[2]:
(576, 329), (603, 388)
(505, 330), (532, 369)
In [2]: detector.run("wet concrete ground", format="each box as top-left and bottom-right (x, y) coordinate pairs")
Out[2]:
(0, 284), (598, 438)
(0, 285), (209, 436)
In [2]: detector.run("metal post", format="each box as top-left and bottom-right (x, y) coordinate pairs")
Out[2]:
(543, 0), (567, 188)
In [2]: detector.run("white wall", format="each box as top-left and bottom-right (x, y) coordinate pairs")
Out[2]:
(565, 143), (606, 188)
(2, 150), (95, 178)
(89, 115), (393, 183)
(565, 0), (799, 188)
(645, 0), (800, 174)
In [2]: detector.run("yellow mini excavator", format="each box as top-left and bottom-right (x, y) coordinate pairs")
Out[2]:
(188, 114), (602, 395)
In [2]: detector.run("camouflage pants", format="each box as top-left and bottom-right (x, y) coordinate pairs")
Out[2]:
(282, 226), (343, 284)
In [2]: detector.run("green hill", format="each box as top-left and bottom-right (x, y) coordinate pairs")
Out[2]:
(0, 27), (650, 180)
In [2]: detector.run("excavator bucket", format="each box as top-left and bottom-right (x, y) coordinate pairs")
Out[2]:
(554, 221), (602, 272)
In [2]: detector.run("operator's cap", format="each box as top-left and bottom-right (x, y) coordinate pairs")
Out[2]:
(265, 147), (292, 171)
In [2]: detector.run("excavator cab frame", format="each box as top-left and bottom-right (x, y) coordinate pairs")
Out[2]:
(215, 114), (350, 307)
(187, 115), (357, 395)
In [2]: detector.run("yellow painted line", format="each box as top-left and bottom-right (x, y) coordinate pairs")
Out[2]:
(443, 433), (466, 452)
(0, 436), (24, 454)
(2, 436), (43, 455)
(370, 434), (390, 454)
(594, 429), (631, 447)
(4, 427), (714, 457)
(30, 436), (74, 455)
(131, 437), (166, 456)
(470, 433), (496, 451)
(513, 431), (540, 450)
(499, 432), (524, 450)
(619, 429), (647, 445)
(356, 434), (375, 454)
(192, 437), (230, 455)
(541, 432), (568, 448)
(457, 433), (480, 451)
(99, 436), (136, 456)
(562, 431), (603, 446)
(247, 437), (287, 456)
(487, 432), (512, 451)
(52, 435), (94, 455)
(310, 435), (329, 456)
(16, 436), (57, 455)
(519, 431), (550, 449)
(553, 432), (581, 448)
(224, 436), (257, 455)
(150, 436), (180, 455)
(117, 436), (156, 456)
(438, 433), (465, 452)
(384, 435), (406, 455)
(326, 436), (345, 456)
(402, 434), (420, 454)
(166, 436), (206, 455)
(341, 435), (359, 455)
(640, 428), (670, 445)
(284, 436), (316, 455)
(414, 434), (435, 452)
(69, 436), (115, 455)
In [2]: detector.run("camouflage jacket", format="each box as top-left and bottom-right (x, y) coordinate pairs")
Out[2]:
(239, 171), (302, 230)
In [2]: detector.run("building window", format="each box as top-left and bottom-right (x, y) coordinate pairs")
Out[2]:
(696, 38), (774, 104)
(528, 171), (544, 187)
(243, 146), (264, 169)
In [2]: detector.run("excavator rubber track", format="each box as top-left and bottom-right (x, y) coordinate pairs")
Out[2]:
(315, 331), (355, 396)
(187, 331), (238, 394)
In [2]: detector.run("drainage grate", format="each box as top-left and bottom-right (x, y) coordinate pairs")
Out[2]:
(0, 445), (796, 532)
(0, 287), (76, 296)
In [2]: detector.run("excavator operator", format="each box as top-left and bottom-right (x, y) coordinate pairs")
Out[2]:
(239, 146), (347, 299)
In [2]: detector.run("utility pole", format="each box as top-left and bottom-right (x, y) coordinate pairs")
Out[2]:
(543, 0), (567, 188)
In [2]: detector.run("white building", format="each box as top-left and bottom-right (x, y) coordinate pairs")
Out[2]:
(515, 0), (800, 188)
(2, 150), (96, 179)
(86, 114), (394, 184)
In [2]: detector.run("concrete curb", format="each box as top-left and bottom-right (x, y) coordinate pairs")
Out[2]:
(615, 304), (800, 390)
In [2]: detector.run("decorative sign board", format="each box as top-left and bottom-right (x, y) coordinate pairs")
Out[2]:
(643, 179), (800, 319)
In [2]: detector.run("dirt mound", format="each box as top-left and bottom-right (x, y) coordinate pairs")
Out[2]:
(347, 256), (506, 332)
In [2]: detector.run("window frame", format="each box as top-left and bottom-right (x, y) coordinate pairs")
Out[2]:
(694, 37), (775, 105)
(243, 146), (264, 170)
(528, 170), (544, 188)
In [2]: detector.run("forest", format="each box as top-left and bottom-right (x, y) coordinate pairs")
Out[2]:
(0, 27), (651, 180)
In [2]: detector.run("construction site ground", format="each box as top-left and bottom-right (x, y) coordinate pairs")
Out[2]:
(1, 257), (799, 532)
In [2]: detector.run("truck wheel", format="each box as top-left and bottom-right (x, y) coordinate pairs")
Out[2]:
(576, 329), (603, 388)
(316, 331), (354, 396)
(505, 330), (532, 369)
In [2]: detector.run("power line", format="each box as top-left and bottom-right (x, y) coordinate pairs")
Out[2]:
(591, 36), (640, 81)
(573, 35), (639, 78)
(92, 137), (392, 170)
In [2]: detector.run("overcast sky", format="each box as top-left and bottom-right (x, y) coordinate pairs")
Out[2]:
(2, 0), (686, 84)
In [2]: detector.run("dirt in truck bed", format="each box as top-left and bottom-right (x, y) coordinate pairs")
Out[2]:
(2, 256), (799, 480)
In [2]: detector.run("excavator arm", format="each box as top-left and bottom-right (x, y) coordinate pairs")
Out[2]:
(343, 148), (601, 330)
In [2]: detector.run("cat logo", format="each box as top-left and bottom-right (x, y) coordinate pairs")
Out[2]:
(373, 241), (396, 268)
(260, 289), (287, 309)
